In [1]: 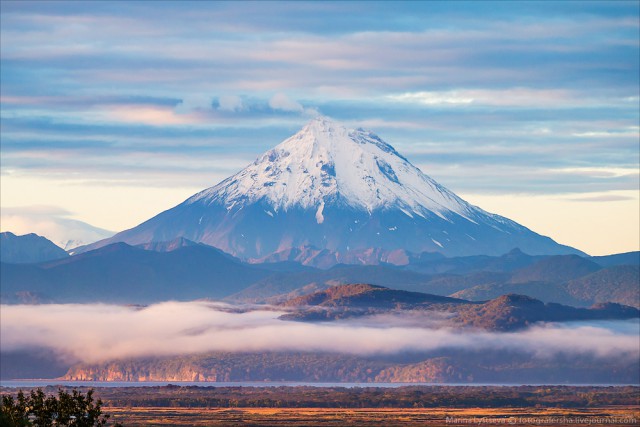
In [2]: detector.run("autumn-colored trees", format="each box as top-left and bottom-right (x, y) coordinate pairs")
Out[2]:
(0, 388), (117, 427)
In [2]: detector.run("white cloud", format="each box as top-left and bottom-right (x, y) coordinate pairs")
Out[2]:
(555, 167), (639, 179)
(269, 93), (304, 113)
(174, 94), (213, 113)
(386, 88), (611, 108)
(217, 94), (244, 112)
(1, 302), (637, 364)
(571, 127), (640, 138)
(388, 91), (474, 105)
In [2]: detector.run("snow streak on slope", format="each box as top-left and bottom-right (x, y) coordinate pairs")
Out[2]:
(188, 117), (478, 223)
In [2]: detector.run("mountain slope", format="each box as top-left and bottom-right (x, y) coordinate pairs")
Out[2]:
(0, 243), (271, 303)
(136, 236), (199, 252)
(564, 265), (640, 308)
(509, 255), (601, 284)
(281, 283), (464, 309)
(278, 284), (639, 331)
(78, 117), (582, 261)
(224, 264), (441, 304)
(1, 213), (114, 251)
(452, 294), (639, 331)
(450, 258), (638, 308)
(591, 251), (640, 268)
(403, 248), (543, 275)
(0, 232), (69, 264)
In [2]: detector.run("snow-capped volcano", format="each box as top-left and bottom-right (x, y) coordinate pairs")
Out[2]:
(79, 117), (582, 262)
(189, 117), (475, 223)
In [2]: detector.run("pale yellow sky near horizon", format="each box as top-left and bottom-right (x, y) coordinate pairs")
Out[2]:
(462, 191), (639, 256)
(1, 174), (638, 256)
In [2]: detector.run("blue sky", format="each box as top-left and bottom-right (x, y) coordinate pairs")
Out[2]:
(1, 1), (638, 255)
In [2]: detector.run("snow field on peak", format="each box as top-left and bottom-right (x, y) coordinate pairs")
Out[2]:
(188, 117), (479, 222)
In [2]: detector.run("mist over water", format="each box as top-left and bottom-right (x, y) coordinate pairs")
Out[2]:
(1, 301), (638, 364)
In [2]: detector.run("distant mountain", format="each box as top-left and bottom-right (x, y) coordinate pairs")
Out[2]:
(411, 271), (511, 296)
(450, 282), (579, 306)
(227, 250), (640, 307)
(0, 231), (69, 264)
(136, 236), (200, 252)
(1, 212), (114, 251)
(224, 264), (438, 304)
(564, 265), (640, 308)
(403, 248), (543, 275)
(509, 255), (601, 284)
(0, 242), (271, 303)
(78, 117), (582, 262)
(134, 237), (308, 274)
(54, 219), (114, 251)
(591, 251), (640, 268)
(249, 245), (420, 269)
(451, 255), (639, 308)
(257, 246), (548, 271)
(4, 241), (634, 307)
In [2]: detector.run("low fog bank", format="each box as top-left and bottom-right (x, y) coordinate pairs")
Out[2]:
(1, 301), (638, 364)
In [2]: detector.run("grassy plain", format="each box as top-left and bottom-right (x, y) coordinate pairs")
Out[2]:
(103, 406), (639, 426)
(3, 385), (638, 426)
